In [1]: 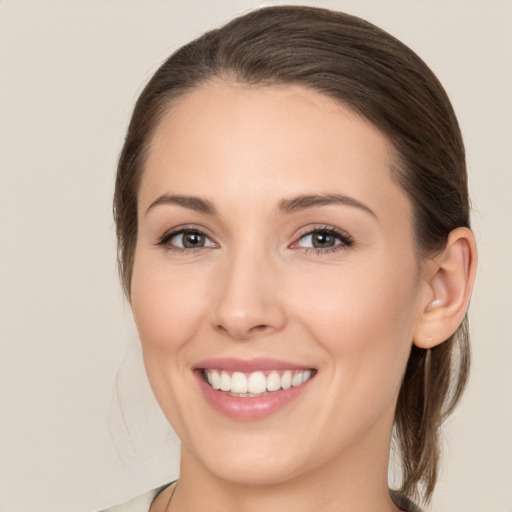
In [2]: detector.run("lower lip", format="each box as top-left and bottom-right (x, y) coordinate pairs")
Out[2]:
(195, 371), (314, 420)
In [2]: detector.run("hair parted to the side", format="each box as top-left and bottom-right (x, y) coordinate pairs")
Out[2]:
(114, 5), (470, 505)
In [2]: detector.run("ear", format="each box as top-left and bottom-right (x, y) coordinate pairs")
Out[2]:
(413, 227), (477, 349)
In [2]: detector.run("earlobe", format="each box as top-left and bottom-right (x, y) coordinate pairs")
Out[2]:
(414, 227), (477, 349)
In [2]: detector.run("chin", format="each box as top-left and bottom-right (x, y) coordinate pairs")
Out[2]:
(200, 452), (309, 487)
(179, 426), (315, 487)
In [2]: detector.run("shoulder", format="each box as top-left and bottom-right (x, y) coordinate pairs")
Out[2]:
(98, 484), (172, 512)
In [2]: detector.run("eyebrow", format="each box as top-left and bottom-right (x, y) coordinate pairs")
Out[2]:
(278, 194), (377, 218)
(145, 192), (376, 218)
(145, 194), (217, 216)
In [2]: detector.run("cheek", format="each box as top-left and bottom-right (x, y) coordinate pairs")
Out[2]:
(292, 256), (420, 403)
(296, 255), (418, 334)
(129, 251), (215, 433)
(130, 254), (209, 354)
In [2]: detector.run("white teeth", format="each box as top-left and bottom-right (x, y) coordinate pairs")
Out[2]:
(281, 370), (292, 390)
(247, 371), (267, 394)
(302, 369), (313, 383)
(266, 371), (281, 391)
(220, 371), (231, 392)
(204, 368), (314, 395)
(210, 371), (221, 390)
(231, 372), (248, 394)
(291, 371), (303, 387)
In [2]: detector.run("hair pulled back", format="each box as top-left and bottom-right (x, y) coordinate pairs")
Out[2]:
(114, 5), (471, 505)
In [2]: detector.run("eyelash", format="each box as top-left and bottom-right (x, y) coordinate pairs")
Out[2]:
(155, 225), (354, 255)
(155, 225), (216, 254)
(294, 225), (354, 255)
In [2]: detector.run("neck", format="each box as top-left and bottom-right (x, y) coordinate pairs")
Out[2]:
(171, 422), (400, 512)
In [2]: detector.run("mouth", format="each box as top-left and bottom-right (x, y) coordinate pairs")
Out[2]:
(192, 358), (318, 421)
(193, 358), (317, 419)
(200, 368), (315, 397)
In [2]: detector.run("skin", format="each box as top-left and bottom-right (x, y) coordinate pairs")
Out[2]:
(130, 81), (475, 512)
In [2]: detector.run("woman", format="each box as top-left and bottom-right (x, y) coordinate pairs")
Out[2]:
(105, 5), (476, 511)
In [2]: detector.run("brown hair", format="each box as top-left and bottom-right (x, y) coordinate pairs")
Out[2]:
(114, 5), (470, 505)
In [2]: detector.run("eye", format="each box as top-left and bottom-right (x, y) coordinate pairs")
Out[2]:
(299, 231), (338, 249)
(157, 228), (217, 251)
(292, 226), (354, 252)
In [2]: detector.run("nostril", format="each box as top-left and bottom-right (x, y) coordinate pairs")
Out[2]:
(214, 322), (273, 340)
(215, 324), (228, 334)
(251, 324), (270, 333)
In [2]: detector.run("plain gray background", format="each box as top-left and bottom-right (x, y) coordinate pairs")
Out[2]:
(1, 1), (511, 511)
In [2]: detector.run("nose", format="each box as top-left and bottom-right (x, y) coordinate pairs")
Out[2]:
(210, 248), (286, 341)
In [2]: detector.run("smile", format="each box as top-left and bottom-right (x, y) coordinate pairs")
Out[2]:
(194, 359), (317, 419)
(203, 369), (314, 396)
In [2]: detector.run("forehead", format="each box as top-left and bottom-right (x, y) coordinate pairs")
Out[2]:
(140, 80), (411, 224)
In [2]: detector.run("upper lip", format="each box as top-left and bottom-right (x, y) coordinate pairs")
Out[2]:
(193, 357), (315, 373)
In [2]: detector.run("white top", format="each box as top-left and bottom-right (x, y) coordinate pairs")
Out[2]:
(99, 485), (170, 512)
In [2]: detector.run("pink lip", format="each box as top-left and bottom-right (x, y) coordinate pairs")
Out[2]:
(193, 358), (316, 420)
(194, 357), (310, 372)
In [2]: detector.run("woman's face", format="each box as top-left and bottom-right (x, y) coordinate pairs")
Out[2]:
(131, 82), (428, 484)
